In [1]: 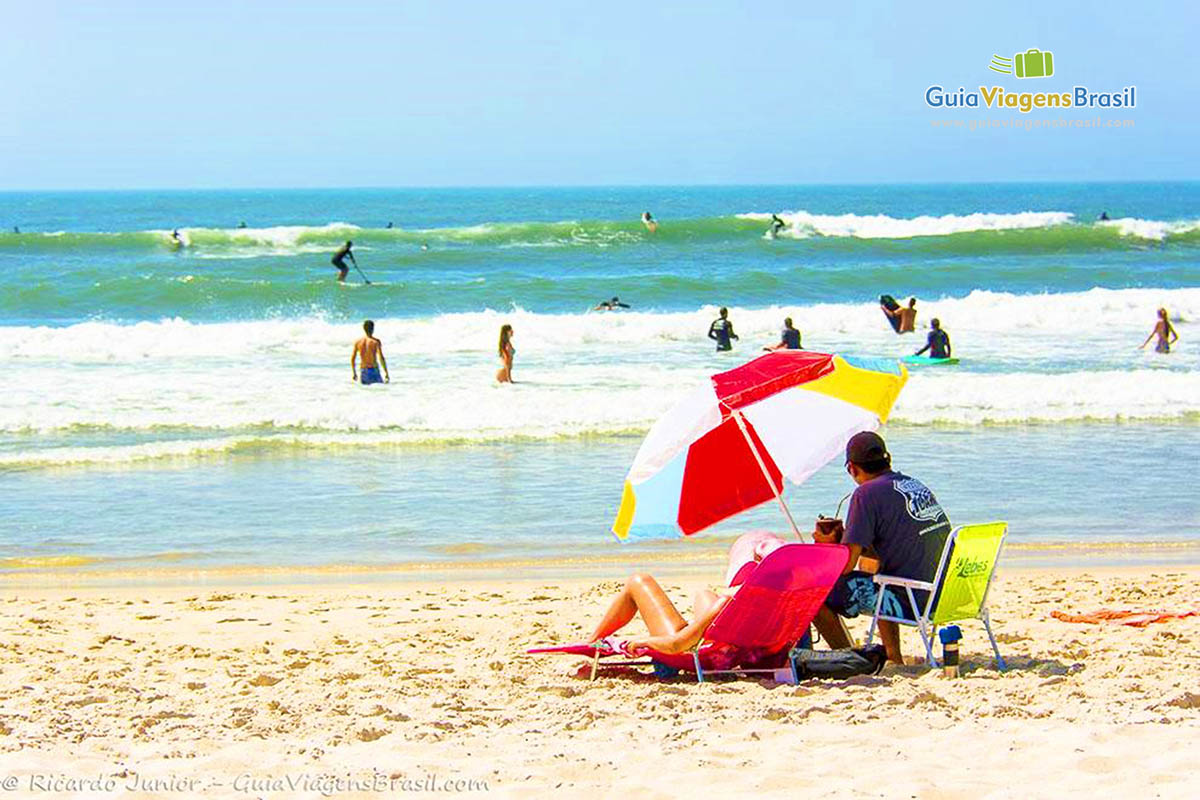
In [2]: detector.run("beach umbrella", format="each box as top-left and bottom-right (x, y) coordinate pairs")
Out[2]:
(612, 351), (908, 541)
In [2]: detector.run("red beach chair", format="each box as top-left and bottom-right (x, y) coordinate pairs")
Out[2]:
(528, 543), (849, 682)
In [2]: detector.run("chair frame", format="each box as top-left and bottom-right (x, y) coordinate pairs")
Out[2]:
(864, 523), (1007, 670)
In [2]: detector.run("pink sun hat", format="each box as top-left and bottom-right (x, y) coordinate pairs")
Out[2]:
(724, 531), (790, 587)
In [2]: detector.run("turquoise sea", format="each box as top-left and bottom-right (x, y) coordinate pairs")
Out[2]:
(1, 183), (1197, 571)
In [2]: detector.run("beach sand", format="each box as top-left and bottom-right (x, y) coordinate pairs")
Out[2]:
(1, 562), (1198, 799)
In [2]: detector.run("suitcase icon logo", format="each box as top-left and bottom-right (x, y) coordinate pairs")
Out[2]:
(989, 49), (1054, 79)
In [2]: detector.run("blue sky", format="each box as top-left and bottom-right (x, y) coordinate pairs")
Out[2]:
(2, 1), (1194, 188)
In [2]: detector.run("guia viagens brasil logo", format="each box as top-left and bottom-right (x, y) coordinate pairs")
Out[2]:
(926, 49), (1136, 113)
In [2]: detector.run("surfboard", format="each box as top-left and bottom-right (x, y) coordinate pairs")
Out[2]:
(880, 294), (901, 333)
(901, 355), (960, 367)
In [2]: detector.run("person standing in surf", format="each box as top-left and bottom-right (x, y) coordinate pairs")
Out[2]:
(883, 297), (918, 334)
(764, 317), (801, 351)
(1140, 307), (1179, 353)
(496, 324), (516, 383)
(914, 318), (951, 359)
(351, 319), (389, 385)
(331, 241), (356, 283)
(641, 211), (657, 233)
(708, 307), (739, 352)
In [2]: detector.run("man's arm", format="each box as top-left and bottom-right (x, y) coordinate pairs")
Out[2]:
(351, 341), (360, 379)
(915, 334), (932, 356)
(944, 336), (951, 358)
(707, 322), (719, 341)
(376, 342), (389, 382)
(729, 324), (738, 340)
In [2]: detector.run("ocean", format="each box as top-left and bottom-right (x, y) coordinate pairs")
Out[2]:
(1, 183), (1197, 572)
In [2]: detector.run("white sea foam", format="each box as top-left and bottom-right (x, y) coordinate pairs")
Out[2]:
(738, 210), (1073, 239)
(1099, 217), (1200, 241)
(1, 287), (1192, 362)
(0, 287), (1195, 461)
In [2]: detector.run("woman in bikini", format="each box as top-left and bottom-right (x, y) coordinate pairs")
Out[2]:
(1140, 307), (1179, 353)
(496, 324), (516, 383)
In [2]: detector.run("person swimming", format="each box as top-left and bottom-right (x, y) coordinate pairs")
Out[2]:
(708, 307), (739, 352)
(386, 221), (394, 229)
(641, 211), (658, 233)
(1140, 307), (1179, 354)
(237, 221), (248, 229)
(594, 296), (631, 311)
(1099, 211), (1110, 221)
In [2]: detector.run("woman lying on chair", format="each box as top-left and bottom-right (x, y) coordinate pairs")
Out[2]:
(586, 532), (786, 656)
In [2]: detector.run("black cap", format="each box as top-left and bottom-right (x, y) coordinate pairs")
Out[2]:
(846, 431), (889, 466)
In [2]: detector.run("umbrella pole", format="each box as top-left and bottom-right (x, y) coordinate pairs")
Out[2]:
(731, 410), (807, 543)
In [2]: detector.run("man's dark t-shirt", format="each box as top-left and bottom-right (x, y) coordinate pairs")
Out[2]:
(843, 470), (951, 607)
(781, 327), (801, 349)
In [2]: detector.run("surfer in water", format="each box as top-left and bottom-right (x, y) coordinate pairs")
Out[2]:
(1140, 307), (1179, 354)
(641, 211), (657, 233)
(351, 319), (390, 385)
(1099, 211), (1110, 221)
(883, 297), (918, 334)
(331, 241), (356, 283)
(764, 317), (801, 351)
(708, 307), (739, 352)
(770, 214), (787, 237)
(238, 221), (248, 229)
(594, 296), (631, 311)
(11, 226), (18, 234)
(386, 221), (394, 229)
(170, 229), (182, 247)
(914, 318), (952, 360)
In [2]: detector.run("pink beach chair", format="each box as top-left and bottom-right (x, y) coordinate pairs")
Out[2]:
(528, 543), (849, 682)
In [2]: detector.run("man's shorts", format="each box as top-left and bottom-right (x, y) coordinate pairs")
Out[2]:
(360, 367), (383, 385)
(825, 570), (920, 621)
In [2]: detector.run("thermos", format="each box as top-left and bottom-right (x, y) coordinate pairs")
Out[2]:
(939, 625), (962, 678)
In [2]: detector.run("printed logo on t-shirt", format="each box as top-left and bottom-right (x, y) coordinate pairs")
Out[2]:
(891, 477), (945, 525)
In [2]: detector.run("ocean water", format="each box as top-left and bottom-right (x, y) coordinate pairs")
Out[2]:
(1, 183), (1197, 571)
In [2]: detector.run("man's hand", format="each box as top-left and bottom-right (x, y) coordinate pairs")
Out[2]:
(384, 374), (390, 383)
(352, 372), (357, 382)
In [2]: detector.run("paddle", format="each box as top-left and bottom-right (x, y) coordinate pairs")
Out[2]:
(350, 256), (371, 285)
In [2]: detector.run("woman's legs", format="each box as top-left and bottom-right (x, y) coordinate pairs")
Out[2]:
(587, 573), (687, 642)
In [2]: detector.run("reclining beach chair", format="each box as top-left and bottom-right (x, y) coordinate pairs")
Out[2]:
(528, 543), (848, 682)
(865, 521), (1007, 670)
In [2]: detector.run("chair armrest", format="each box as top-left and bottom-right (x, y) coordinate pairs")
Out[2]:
(872, 573), (934, 591)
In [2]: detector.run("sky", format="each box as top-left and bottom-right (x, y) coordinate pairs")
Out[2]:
(1, 0), (1195, 189)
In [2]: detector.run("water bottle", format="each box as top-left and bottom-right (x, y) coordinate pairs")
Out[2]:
(939, 625), (962, 678)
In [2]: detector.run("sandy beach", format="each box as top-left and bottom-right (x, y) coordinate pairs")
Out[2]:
(1, 559), (1197, 799)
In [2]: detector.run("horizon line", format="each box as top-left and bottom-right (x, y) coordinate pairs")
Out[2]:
(2, 177), (1198, 194)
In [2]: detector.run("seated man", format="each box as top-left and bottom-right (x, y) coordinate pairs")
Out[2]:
(812, 432), (951, 664)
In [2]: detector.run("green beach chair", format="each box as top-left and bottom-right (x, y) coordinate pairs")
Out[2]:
(864, 522), (1007, 670)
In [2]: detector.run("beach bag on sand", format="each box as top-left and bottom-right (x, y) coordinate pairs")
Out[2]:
(789, 644), (887, 680)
